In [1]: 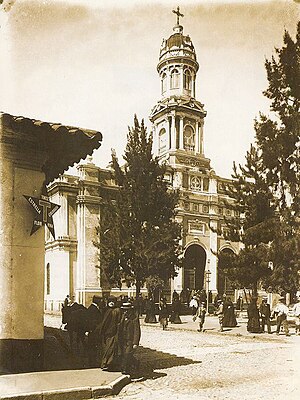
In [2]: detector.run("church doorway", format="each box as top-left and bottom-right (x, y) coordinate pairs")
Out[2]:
(218, 248), (235, 295)
(183, 244), (206, 290)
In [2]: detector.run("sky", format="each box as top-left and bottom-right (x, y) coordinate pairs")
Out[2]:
(0, 0), (299, 178)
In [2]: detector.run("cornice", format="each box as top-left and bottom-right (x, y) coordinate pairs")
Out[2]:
(76, 194), (101, 205)
(45, 237), (77, 251)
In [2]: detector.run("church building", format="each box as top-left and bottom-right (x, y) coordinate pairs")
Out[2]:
(44, 11), (240, 311)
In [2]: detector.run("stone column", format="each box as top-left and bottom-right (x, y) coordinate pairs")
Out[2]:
(179, 117), (184, 150)
(173, 268), (183, 293)
(195, 121), (199, 154)
(199, 121), (204, 155)
(0, 122), (47, 373)
(167, 118), (171, 150)
(171, 114), (176, 150)
(152, 124), (158, 157)
(76, 163), (101, 306)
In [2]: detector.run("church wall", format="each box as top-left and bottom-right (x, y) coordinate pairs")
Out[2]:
(76, 201), (101, 305)
(44, 248), (70, 312)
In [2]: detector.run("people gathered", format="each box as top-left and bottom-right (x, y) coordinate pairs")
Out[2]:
(61, 290), (298, 375)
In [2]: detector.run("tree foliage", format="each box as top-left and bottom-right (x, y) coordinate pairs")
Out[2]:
(219, 145), (277, 293)
(220, 22), (300, 295)
(255, 22), (300, 215)
(95, 116), (182, 295)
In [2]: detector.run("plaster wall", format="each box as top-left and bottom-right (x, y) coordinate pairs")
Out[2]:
(0, 164), (45, 340)
(45, 249), (70, 302)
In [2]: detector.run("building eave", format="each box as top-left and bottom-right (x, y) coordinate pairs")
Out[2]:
(1, 112), (103, 184)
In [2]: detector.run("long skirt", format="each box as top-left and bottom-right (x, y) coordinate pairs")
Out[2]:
(145, 312), (157, 323)
(100, 335), (120, 369)
(247, 317), (261, 333)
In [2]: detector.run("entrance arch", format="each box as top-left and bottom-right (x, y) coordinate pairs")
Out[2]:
(183, 244), (206, 290)
(218, 248), (235, 295)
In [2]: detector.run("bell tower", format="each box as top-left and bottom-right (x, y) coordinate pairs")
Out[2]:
(150, 7), (209, 168)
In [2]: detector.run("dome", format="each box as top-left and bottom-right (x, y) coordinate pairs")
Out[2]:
(158, 24), (198, 72)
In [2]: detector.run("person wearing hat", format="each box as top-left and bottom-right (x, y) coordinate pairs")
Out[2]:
(259, 298), (272, 334)
(159, 297), (169, 330)
(97, 296), (123, 370)
(119, 302), (141, 375)
(216, 299), (224, 332)
(272, 297), (290, 336)
(193, 301), (206, 332)
(189, 296), (198, 316)
(86, 296), (103, 367)
(292, 297), (300, 335)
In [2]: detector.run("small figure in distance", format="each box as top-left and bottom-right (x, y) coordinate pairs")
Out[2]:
(272, 296), (290, 336)
(216, 299), (224, 332)
(292, 297), (300, 335)
(189, 295), (198, 316)
(158, 297), (169, 330)
(193, 301), (206, 332)
(259, 298), (272, 334)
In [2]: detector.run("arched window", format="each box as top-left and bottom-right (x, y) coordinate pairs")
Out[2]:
(183, 125), (195, 151)
(46, 263), (50, 295)
(161, 72), (167, 94)
(170, 69), (180, 89)
(184, 69), (192, 90)
(159, 128), (167, 154)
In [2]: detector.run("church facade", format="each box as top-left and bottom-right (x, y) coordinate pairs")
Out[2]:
(44, 14), (240, 311)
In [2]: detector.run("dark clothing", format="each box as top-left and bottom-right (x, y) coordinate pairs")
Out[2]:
(259, 302), (271, 334)
(144, 299), (157, 323)
(159, 304), (169, 330)
(223, 300), (237, 327)
(63, 297), (70, 308)
(86, 304), (102, 367)
(276, 314), (289, 335)
(247, 301), (261, 333)
(170, 299), (182, 324)
(119, 310), (141, 374)
(172, 291), (179, 302)
(98, 307), (122, 370)
(236, 297), (243, 311)
(87, 303), (102, 331)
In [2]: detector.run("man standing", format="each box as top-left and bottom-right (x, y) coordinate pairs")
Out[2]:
(292, 298), (300, 335)
(272, 297), (290, 336)
(193, 302), (206, 332)
(259, 298), (272, 334)
(216, 299), (224, 332)
(86, 296), (103, 367)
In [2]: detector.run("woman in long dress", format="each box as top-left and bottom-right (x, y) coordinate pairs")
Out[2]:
(222, 296), (237, 327)
(170, 298), (182, 324)
(144, 296), (157, 323)
(98, 297), (122, 370)
(247, 297), (261, 333)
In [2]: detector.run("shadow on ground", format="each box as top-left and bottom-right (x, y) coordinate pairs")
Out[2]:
(44, 327), (200, 380)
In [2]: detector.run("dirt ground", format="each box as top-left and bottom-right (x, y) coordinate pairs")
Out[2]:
(44, 314), (300, 400)
(117, 325), (300, 400)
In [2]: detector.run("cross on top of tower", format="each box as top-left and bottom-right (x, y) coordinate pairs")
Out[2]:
(172, 6), (184, 26)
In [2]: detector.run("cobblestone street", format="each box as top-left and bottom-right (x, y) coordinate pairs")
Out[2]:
(117, 323), (300, 400)
(45, 313), (300, 400)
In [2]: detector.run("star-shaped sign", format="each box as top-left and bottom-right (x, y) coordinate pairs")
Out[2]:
(24, 194), (60, 239)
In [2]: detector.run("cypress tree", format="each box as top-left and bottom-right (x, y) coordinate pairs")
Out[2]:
(95, 116), (182, 296)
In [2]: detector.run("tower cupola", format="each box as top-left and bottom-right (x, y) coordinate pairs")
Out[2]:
(158, 7), (199, 100)
(150, 8), (207, 161)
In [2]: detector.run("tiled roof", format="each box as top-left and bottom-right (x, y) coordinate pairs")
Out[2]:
(0, 112), (102, 183)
